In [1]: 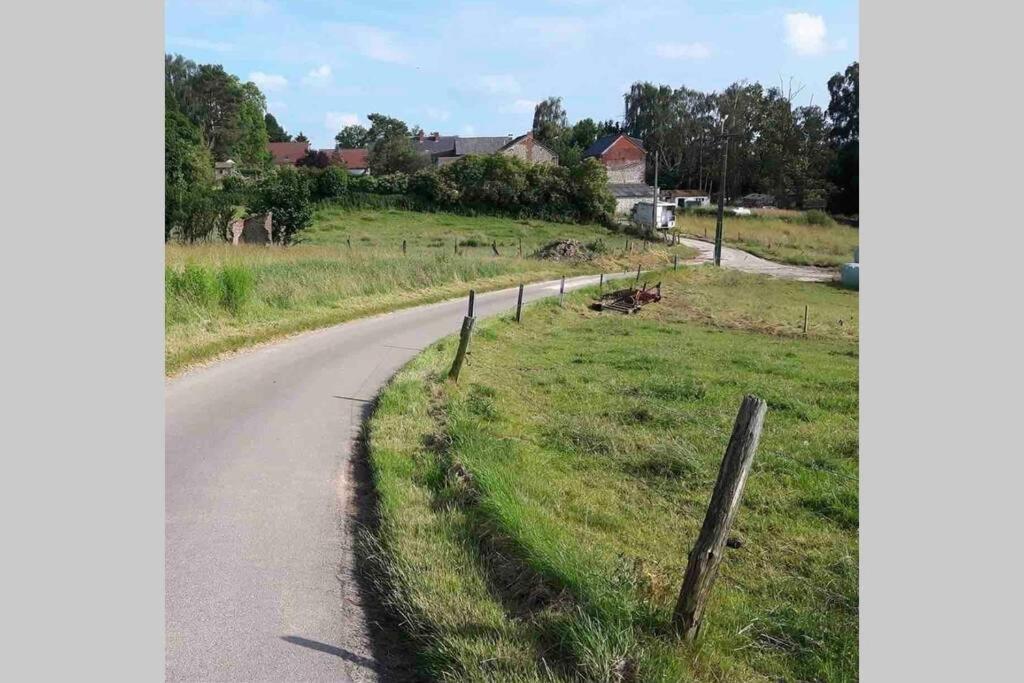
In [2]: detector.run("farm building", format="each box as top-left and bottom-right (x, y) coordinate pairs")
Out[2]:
(266, 141), (370, 174)
(609, 184), (658, 216)
(664, 189), (711, 209)
(583, 134), (646, 185)
(741, 193), (776, 208)
(414, 131), (557, 166)
(267, 141), (310, 166)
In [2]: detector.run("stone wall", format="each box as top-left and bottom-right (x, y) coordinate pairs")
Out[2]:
(605, 161), (645, 185)
(500, 134), (557, 165)
(231, 212), (273, 245)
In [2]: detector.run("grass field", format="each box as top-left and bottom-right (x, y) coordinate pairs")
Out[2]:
(165, 208), (695, 376)
(367, 266), (858, 681)
(672, 210), (858, 268)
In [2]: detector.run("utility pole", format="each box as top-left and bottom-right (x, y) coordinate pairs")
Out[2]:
(652, 150), (659, 238)
(714, 116), (729, 267)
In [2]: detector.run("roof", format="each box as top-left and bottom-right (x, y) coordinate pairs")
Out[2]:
(499, 132), (558, 160)
(214, 160), (236, 169)
(412, 135), (458, 156)
(454, 136), (514, 156)
(665, 189), (709, 198)
(609, 184), (655, 198)
(268, 141), (310, 165)
(583, 133), (645, 158)
(325, 148), (369, 169)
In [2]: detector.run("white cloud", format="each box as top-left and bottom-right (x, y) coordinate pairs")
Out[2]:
(477, 74), (522, 96)
(248, 71), (288, 91)
(784, 13), (828, 56)
(327, 23), (409, 64)
(301, 64), (332, 87)
(654, 42), (711, 60)
(325, 112), (361, 131)
(424, 106), (451, 122)
(503, 99), (538, 114)
(167, 36), (234, 52)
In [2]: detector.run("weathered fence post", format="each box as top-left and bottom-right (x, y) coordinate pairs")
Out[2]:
(347, 237), (352, 250)
(492, 240), (500, 256)
(468, 289), (475, 318)
(672, 394), (767, 641)
(519, 237), (523, 258)
(448, 315), (476, 382)
(599, 272), (604, 293)
(803, 305), (809, 335)
(674, 254), (679, 270)
(515, 284), (524, 323)
(559, 276), (566, 306)
(635, 263), (642, 285)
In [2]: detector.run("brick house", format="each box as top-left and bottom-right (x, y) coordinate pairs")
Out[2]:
(267, 141), (370, 174)
(583, 133), (652, 215)
(326, 148), (370, 175)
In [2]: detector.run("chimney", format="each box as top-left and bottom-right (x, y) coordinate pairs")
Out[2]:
(430, 131), (440, 141)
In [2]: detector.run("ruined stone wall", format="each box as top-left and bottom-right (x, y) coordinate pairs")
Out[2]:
(231, 212), (273, 245)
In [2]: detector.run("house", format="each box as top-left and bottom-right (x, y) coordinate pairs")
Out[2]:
(413, 131), (557, 167)
(268, 141), (310, 166)
(323, 148), (370, 175)
(583, 133), (652, 215)
(608, 184), (659, 216)
(214, 159), (237, 180)
(663, 189), (711, 209)
(583, 133), (646, 185)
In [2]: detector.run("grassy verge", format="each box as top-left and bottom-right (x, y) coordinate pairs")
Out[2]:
(672, 210), (858, 268)
(367, 266), (858, 681)
(166, 208), (696, 376)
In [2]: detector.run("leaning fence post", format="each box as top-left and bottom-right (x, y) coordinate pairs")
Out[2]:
(448, 315), (476, 382)
(803, 305), (809, 335)
(635, 263), (642, 285)
(674, 254), (679, 270)
(402, 239), (407, 254)
(347, 237), (351, 250)
(492, 240), (500, 256)
(468, 289), (475, 318)
(672, 394), (767, 641)
(515, 283), (524, 322)
(558, 276), (565, 306)
(599, 273), (604, 293)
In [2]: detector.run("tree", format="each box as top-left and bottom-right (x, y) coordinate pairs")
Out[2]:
(826, 62), (859, 214)
(165, 105), (213, 240)
(295, 131), (309, 142)
(532, 97), (568, 144)
(296, 149), (340, 169)
(249, 168), (313, 244)
(264, 112), (291, 142)
(365, 113), (411, 144)
(367, 134), (429, 175)
(334, 124), (369, 148)
(313, 166), (350, 200)
(235, 82), (272, 168)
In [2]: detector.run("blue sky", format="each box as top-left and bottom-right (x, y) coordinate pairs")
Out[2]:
(165, 0), (859, 149)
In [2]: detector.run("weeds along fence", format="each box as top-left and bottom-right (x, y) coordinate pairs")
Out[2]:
(444, 282), (768, 643)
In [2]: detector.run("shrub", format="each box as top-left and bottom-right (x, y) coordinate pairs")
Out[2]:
(219, 265), (254, 314)
(171, 187), (237, 244)
(314, 166), (349, 200)
(803, 209), (834, 226)
(167, 264), (220, 308)
(250, 167), (313, 244)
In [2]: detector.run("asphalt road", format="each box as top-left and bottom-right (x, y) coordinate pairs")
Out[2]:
(676, 236), (837, 282)
(165, 272), (625, 682)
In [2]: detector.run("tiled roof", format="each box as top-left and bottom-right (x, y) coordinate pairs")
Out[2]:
(582, 133), (645, 158)
(454, 136), (514, 156)
(268, 141), (310, 165)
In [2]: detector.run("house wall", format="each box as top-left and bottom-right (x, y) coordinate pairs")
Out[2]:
(600, 137), (645, 184)
(501, 136), (557, 165)
(615, 196), (645, 215)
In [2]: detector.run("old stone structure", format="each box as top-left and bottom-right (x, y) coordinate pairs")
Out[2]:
(499, 132), (557, 165)
(231, 212), (273, 246)
(412, 131), (557, 166)
(583, 134), (651, 214)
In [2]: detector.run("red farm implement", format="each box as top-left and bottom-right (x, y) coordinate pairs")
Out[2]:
(591, 282), (662, 314)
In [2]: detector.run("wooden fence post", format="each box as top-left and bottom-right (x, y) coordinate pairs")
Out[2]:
(448, 315), (476, 382)
(492, 240), (500, 256)
(402, 239), (407, 255)
(674, 254), (679, 270)
(635, 263), (642, 285)
(558, 276), (565, 306)
(599, 273), (604, 293)
(347, 237), (351, 250)
(803, 305), (809, 335)
(468, 289), (475, 318)
(519, 237), (523, 258)
(672, 394), (767, 640)
(515, 283), (524, 323)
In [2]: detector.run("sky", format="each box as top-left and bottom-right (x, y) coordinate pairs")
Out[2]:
(165, 0), (859, 150)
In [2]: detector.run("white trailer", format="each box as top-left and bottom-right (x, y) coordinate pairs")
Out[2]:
(632, 201), (676, 230)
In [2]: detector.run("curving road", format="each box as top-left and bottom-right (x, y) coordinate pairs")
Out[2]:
(165, 273), (628, 682)
(676, 236), (836, 282)
(165, 248), (836, 681)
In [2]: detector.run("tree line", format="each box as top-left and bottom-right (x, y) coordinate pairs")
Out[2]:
(528, 62), (859, 214)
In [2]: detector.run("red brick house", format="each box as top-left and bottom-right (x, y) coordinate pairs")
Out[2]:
(583, 134), (646, 184)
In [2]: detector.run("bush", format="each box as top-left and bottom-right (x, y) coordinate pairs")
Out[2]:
(314, 166), (349, 200)
(219, 264), (254, 314)
(167, 264), (220, 308)
(169, 187), (237, 243)
(803, 209), (835, 226)
(250, 167), (313, 244)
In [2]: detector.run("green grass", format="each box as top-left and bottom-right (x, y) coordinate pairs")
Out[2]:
(367, 266), (858, 681)
(672, 209), (858, 268)
(166, 208), (696, 376)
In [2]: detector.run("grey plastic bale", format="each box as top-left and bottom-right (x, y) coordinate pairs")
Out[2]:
(841, 262), (859, 290)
